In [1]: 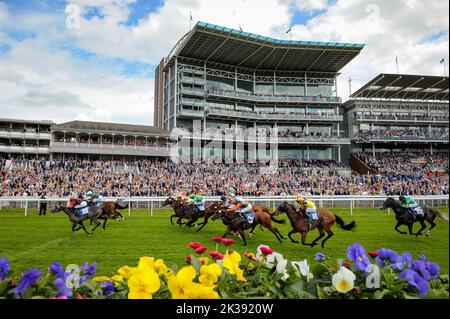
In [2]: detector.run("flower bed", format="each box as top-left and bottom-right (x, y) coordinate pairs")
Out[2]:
(0, 239), (448, 299)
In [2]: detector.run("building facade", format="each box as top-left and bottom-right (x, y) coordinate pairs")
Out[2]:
(344, 74), (449, 157)
(154, 21), (365, 163)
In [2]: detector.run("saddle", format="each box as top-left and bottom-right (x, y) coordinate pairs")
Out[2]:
(77, 207), (89, 216)
(243, 212), (255, 224)
(408, 206), (424, 218)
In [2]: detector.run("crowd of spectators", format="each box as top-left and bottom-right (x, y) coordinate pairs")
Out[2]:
(354, 112), (449, 122)
(358, 129), (449, 140)
(1, 154), (448, 198)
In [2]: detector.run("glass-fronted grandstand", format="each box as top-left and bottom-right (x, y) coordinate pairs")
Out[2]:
(154, 21), (365, 163)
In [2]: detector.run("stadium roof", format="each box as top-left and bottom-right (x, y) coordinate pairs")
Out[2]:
(53, 121), (171, 136)
(350, 74), (449, 101)
(167, 21), (365, 73)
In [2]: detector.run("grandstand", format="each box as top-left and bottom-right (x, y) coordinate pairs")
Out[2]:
(344, 74), (449, 175)
(154, 21), (365, 163)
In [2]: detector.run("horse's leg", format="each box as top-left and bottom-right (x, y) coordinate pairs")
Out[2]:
(101, 217), (108, 230)
(91, 219), (101, 232)
(394, 222), (407, 235)
(222, 227), (232, 238)
(266, 225), (283, 243)
(238, 228), (247, 246)
(426, 216), (437, 237)
(196, 218), (208, 232)
(407, 223), (416, 236)
(288, 229), (299, 244)
(300, 231), (315, 247)
(311, 226), (325, 247)
(79, 222), (91, 236)
(416, 219), (427, 237)
(321, 228), (334, 248)
(170, 215), (176, 225)
(72, 223), (82, 232)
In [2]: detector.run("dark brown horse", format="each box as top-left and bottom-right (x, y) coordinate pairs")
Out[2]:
(52, 202), (107, 236)
(211, 205), (286, 245)
(275, 201), (355, 248)
(162, 196), (196, 227)
(102, 201), (128, 220)
(381, 197), (448, 236)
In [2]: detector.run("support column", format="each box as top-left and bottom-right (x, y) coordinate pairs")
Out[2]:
(253, 71), (256, 94)
(273, 71), (276, 95)
(430, 144), (433, 155)
(307, 145), (310, 160)
(235, 68), (238, 91)
(338, 145), (341, 162)
(337, 123), (340, 137)
(304, 73), (308, 96)
(372, 143), (375, 157)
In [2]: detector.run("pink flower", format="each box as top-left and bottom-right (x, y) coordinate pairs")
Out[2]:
(49, 296), (69, 299)
(260, 246), (273, 255)
(368, 251), (380, 258)
(342, 262), (351, 268)
(75, 295), (84, 299)
(221, 238), (235, 246)
(211, 236), (223, 242)
(185, 255), (191, 264)
(209, 251), (225, 260)
(189, 242), (201, 249)
(194, 246), (208, 254)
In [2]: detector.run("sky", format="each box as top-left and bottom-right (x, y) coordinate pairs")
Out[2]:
(0, 0), (448, 125)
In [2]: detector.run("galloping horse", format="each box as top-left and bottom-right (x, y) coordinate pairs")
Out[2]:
(52, 202), (107, 236)
(101, 201), (128, 220)
(275, 201), (355, 248)
(162, 196), (196, 227)
(211, 205), (286, 245)
(381, 197), (448, 236)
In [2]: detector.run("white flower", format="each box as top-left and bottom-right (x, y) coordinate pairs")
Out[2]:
(265, 252), (284, 269)
(292, 260), (314, 281)
(332, 267), (356, 293)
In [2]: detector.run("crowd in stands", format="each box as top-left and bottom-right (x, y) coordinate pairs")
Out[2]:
(354, 113), (449, 122)
(1, 154), (448, 198)
(358, 129), (449, 139)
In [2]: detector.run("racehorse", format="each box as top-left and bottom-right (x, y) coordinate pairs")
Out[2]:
(101, 201), (128, 220)
(381, 197), (448, 237)
(52, 202), (107, 236)
(211, 204), (286, 246)
(274, 201), (355, 248)
(162, 196), (196, 227)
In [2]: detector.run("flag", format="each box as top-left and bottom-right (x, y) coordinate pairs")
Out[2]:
(440, 58), (445, 64)
(396, 55), (398, 63)
(286, 26), (291, 34)
(239, 24), (243, 32)
(190, 11), (193, 21)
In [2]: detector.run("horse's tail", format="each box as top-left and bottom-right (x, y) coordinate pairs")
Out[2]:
(436, 210), (449, 221)
(260, 206), (286, 224)
(334, 214), (356, 231)
(114, 202), (129, 210)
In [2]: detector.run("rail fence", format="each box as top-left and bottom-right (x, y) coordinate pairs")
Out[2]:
(0, 196), (447, 217)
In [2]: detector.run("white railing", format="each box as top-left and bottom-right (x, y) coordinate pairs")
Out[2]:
(0, 195), (447, 217)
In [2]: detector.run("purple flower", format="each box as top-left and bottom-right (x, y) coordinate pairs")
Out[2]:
(375, 249), (398, 267)
(425, 262), (440, 280)
(392, 253), (412, 271)
(54, 278), (73, 297)
(99, 280), (115, 296)
(15, 268), (41, 297)
(411, 260), (431, 281)
(49, 262), (65, 279)
(80, 262), (97, 283)
(0, 258), (11, 280)
(315, 252), (325, 262)
(400, 269), (429, 297)
(346, 243), (371, 272)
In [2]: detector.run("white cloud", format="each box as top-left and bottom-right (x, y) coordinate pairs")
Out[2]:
(291, 0), (329, 12)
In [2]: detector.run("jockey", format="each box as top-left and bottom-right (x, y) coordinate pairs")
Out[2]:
(175, 193), (189, 203)
(67, 196), (77, 209)
(399, 195), (420, 216)
(295, 196), (316, 229)
(188, 194), (206, 213)
(226, 195), (254, 225)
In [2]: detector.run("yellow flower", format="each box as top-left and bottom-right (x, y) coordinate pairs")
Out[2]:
(199, 263), (222, 287)
(117, 266), (137, 280)
(110, 275), (124, 285)
(189, 283), (219, 299)
(93, 276), (110, 282)
(154, 259), (171, 276)
(198, 257), (209, 265)
(138, 256), (156, 272)
(167, 266), (198, 299)
(127, 269), (161, 299)
(223, 250), (246, 282)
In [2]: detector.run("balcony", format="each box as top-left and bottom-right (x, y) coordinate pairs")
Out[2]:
(177, 108), (205, 118)
(50, 142), (172, 157)
(180, 75), (206, 86)
(353, 115), (449, 125)
(180, 87), (205, 97)
(0, 130), (51, 140)
(353, 134), (449, 143)
(179, 98), (206, 108)
(206, 89), (342, 104)
(205, 107), (342, 122)
(0, 145), (50, 154)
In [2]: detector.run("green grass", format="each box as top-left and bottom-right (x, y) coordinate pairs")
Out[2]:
(0, 207), (448, 277)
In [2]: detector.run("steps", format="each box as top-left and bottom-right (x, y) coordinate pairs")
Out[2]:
(349, 154), (379, 175)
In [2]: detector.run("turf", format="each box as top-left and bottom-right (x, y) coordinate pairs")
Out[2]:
(0, 207), (448, 277)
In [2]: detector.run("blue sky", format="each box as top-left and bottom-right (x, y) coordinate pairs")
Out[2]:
(0, 0), (448, 125)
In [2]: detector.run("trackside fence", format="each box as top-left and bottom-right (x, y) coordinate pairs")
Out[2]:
(0, 196), (448, 217)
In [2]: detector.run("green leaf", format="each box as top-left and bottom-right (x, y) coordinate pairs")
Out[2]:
(424, 289), (449, 299)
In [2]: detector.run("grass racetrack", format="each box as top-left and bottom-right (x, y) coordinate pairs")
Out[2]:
(0, 207), (448, 277)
